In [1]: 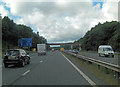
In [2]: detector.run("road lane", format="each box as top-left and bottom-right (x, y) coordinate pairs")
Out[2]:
(61, 53), (96, 85)
(9, 51), (90, 85)
(2, 52), (42, 85)
(2, 51), (108, 86)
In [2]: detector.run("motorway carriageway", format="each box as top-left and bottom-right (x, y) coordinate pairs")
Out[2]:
(2, 51), (108, 86)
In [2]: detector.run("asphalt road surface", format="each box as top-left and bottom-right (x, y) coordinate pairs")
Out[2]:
(2, 51), (107, 86)
(78, 51), (119, 65)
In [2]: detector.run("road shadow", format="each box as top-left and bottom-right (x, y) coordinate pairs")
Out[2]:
(5, 65), (24, 69)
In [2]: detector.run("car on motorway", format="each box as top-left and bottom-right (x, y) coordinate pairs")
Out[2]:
(3, 49), (30, 68)
(63, 49), (68, 52)
(98, 45), (114, 57)
(73, 49), (79, 54)
(69, 50), (72, 52)
(52, 49), (54, 52)
(38, 50), (46, 55)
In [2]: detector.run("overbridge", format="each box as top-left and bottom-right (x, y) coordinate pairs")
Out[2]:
(47, 42), (79, 45)
(46, 42), (81, 50)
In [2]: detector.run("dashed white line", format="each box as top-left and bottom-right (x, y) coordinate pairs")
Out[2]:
(9, 65), (14, 67)
(22, 70), (30, 76)
(61, 52), (97, 86)
(40, 60), (43, 63)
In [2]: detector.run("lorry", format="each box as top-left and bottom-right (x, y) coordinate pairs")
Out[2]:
(98, 45), (114, 57)
(37, 44), (46, 56)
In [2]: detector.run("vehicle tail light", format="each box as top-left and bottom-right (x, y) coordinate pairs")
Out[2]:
(19, 53), (21, 57)
(4, 53), (6, 56)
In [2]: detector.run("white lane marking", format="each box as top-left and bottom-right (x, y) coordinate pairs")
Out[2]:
(40, 60), (43, 63)
(61, 53), (97, 86)
(9, 65), (14, 67)
(0, 65), (2, 68)
(22, 70), (30, 76)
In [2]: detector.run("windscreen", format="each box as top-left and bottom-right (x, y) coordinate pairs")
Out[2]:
(104, 48), (113, 51)
(6, 50), (19, 56)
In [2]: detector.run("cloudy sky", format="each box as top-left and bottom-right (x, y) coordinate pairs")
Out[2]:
(0, 0), (119, 43)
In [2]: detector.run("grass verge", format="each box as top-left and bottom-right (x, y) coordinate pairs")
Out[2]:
(63, 52), (118, 86)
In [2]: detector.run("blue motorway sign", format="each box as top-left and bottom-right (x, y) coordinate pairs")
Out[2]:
(18, 38), (32, 47)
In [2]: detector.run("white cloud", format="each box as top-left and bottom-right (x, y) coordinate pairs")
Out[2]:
(15, 18), (24, 24)
(0, 5), (9, 18)
(1, 1), (118, 43)
(102, 2), (118, 21)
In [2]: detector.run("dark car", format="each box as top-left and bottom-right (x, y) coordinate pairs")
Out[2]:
(3, 49), (30, 68)
(38, 50), (46, 56)
(73, 49), (79, 54)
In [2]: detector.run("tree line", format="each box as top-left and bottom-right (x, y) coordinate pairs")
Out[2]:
(2, 16), (47, 50)
(75, 21), (120, 52)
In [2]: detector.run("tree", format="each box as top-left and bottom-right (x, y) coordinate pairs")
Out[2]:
(2, 16), (47, 50)
(75, 21), (120, 51)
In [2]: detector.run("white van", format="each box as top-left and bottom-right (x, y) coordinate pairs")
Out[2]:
(98, 45), (114, 57)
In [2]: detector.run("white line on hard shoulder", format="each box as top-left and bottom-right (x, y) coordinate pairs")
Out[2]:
(22, 70), (30, 76)
(61, 52), (97, 87)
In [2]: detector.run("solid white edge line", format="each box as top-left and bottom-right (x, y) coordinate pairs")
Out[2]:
(61, 52), (97, 86)
(22, 70), (30, 76)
